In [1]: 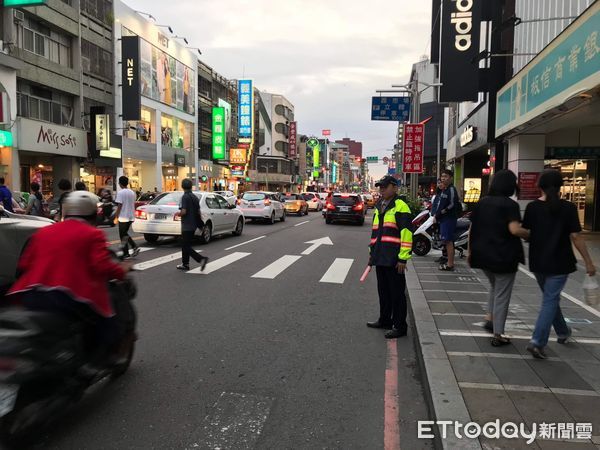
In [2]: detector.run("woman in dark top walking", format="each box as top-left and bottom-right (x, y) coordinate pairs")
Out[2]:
(522, 170), (596, 359)
(469, 170), (529, 346)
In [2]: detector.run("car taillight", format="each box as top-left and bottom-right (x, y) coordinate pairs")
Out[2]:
(264, 199), (271, 206)
(135, 209), (147, 220)
(353, 203), (364, 211)
(326, 203), (336, 211)
(236, 199), (242, 205)
(174, 212), (181, 221)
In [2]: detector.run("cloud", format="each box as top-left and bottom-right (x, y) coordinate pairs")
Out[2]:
(122, 0), (432, 171)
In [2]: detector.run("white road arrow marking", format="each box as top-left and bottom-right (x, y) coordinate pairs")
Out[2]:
(301, 237), (333, 255)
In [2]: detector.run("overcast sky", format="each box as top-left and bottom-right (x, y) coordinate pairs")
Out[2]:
(123, 0), (433, 179)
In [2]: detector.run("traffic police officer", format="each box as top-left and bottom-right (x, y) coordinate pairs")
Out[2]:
(367, 176), (413, 338)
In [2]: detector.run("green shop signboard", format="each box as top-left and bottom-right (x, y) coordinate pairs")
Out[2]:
(4, 0), (47, 6)
(0, 130), (13, 147)
(496, 2), (600, 137)
(307, 138), (320, 178)
(212, 107), (226, 160)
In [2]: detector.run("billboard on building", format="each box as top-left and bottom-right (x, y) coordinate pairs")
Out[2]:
(439, 0), (482, 102)
(289, 121), (297, 158)
(121, 36), (141, 121)
(238, 79), (254, 139)
(230, 148), (247, 164)
(95, 114), (110, 152)
(212, 107), (226, 160)
(138, 37), (195, 115)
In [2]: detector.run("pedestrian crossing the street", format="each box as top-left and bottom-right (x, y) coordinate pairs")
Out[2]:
(130, 245), (359, 285)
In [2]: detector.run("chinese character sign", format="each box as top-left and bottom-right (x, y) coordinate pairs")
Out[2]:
(289, 121), (297, 158)
(371, 97), (411, 121)
(230, 148), (247, 165)
(402, 124), (424, 174)
(212, 107), (226, 160)
(238, 79), (254, 138)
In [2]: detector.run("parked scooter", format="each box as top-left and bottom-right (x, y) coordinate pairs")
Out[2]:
(0, 265), (137, 446)
(412, 213), (471, 257)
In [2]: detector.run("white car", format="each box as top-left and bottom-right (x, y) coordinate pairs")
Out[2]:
(0, 206), (53, 287)
(236, 191), (285, 224)
(132, 191), (245, 244)
(302, 192), (323, 211)
(214, 190), (237, 206)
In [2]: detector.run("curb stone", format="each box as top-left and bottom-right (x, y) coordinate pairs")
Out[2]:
(406, 259), (482, 450)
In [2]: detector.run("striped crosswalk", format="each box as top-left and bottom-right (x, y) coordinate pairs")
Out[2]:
(128, 245), (359, 285)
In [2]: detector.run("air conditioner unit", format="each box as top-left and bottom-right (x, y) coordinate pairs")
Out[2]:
(13, 10), (25, 23)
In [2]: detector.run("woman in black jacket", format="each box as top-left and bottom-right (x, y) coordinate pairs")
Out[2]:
(468, 170), (529, 346)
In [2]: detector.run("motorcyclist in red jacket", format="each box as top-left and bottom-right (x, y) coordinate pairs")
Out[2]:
(8, 191), (132, 365)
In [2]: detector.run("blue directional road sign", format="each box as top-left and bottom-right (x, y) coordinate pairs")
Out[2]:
(371, 97), (411, 121)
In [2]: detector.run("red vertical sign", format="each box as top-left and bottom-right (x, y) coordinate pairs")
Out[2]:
(518, 172), (541, 200)
(402, 124), (424, 173)
(289, 121), (297, 158)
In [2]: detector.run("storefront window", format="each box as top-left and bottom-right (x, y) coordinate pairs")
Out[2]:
(161, 114), (193, 150)
(545, 159), (588, 226)
(126, 107), (154, 143)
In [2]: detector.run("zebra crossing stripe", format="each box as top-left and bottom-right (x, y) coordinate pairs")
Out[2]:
(320, 258), (354, 284)
(251, 255), (302, 279)
(188, 252), (251, 275)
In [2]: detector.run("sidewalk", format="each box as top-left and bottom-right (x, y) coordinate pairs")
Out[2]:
(407, 254), (600, 449)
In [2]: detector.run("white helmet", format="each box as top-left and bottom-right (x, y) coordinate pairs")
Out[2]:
(63, 191), (98, 217)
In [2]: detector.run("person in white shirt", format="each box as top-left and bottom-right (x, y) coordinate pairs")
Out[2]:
(114, 176), (140, 258)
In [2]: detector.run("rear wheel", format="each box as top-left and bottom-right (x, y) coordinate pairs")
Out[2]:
(269, 212), (275, 225)
(412, 235), (431, 256)
(280, 211), (286, 222)
(144, 234), (159, 243)
(358, 218), (365, 226)
(111, 334), (136, 379)
(233, 218), (244, 236)
(200, 222), (212, 244)
(325, 217), (332, 224)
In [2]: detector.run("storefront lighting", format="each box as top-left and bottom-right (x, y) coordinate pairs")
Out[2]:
(38, 164), (44, 169)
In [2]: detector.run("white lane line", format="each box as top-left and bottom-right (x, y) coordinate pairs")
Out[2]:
(188, 252), (251, 275)
(225, 235), (266, 251)
(423, 289), (489, 294)
(439, 329), (600, 344)
(459, 382), (599, 397)
(447, 351), (561, 362)
(190, 392), (273, 450)
(137, 247), (155, 253)
(320, 258), (354, 284)
(519, 267), (600, 319)
(251, 255), (302, 279)
(294, 220), (310, 227)
(133, 250), (199, 271)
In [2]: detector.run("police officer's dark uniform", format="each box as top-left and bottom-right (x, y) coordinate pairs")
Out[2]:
(367, 176), (413, 338)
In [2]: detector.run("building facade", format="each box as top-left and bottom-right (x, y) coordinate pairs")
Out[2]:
(334, 137), (362, 159)
(0, 0), (116, 197)
(496, 0), (600, 230)
(114, 0), (197, 193)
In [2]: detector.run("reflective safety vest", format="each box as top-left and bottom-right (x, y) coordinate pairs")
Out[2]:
(369, 197), (413, 266)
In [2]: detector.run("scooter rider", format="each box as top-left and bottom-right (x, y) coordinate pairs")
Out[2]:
(6, 191), (133, 365)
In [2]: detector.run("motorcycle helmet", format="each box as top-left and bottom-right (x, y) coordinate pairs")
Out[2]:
(63, 191), (98, 217)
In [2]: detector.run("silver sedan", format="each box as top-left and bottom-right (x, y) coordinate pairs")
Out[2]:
(132, 191), (245, 244)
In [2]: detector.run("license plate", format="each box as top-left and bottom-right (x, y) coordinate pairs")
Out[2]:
(339, 206), (350, 212)
(154, 213), (168, 220)
(247, 204), (256, 208)
(0, 385), (18, 417)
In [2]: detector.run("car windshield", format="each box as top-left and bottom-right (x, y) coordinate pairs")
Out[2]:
(151, 192), (183, 206)
(332, 196), (359, 206)
(283, 194), (300, 201)
(243, 193), (266, 201)
(302, 194), (316, 200)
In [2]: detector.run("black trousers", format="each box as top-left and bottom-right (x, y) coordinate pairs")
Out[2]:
(181, 230), (204, 265)
(118, 221), (137, 255)
(375, 266), (408, 330)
